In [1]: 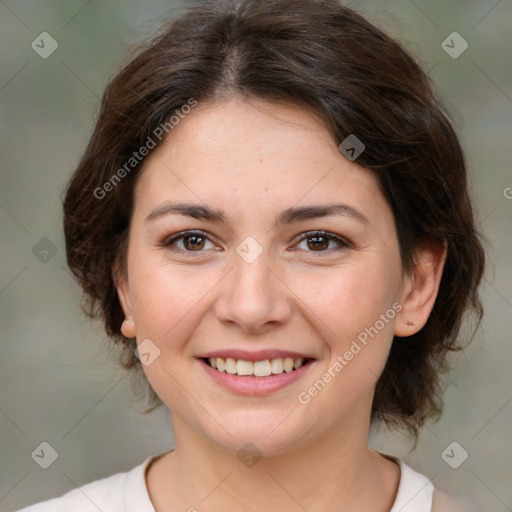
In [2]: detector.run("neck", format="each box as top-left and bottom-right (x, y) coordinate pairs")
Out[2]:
(146, 416), (400, 511)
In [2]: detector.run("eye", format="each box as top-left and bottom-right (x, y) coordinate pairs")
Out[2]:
(292, 231), (350, 253)
(162, 230), (217, 252)
(162, 229), (350, 255)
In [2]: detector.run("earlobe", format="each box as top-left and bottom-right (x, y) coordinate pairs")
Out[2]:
(120, 318), (136, 339)
(394, 240), (447, 337)
(113, 266), (136, 339)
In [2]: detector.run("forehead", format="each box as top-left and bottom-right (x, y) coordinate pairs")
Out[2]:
(132, 97), (387, 224)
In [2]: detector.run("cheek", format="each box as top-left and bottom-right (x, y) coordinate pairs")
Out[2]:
(129, 251), (194, 340)
(294, 258), (400, 341)
(128, 255), (219, 350)
(294, 263), (401, 404)
(127, 261), (217, 400)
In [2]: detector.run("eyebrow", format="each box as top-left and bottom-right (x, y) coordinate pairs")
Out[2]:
(145, 201), (369, 227)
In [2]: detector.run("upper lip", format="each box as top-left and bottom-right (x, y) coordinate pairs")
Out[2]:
(197, 349), (315, 362)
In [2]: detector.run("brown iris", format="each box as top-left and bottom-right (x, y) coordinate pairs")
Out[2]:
(183, 234), (206, 251)
(307, 235), (329, 251)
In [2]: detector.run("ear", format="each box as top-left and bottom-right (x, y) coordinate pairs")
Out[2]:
(112, 263), (136, 339)
(394, 239), (447, 337)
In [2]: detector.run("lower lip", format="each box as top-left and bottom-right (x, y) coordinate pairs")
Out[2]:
(199, 359), (315, 396)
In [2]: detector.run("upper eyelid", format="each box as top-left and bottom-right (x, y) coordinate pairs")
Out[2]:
(163, 229), (213, 244)
(293, 230), (349, 243)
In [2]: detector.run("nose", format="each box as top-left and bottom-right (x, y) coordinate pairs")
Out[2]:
(213, 248), (293, 334)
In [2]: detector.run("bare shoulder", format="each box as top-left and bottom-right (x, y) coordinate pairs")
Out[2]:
(432, 489), (476, 512)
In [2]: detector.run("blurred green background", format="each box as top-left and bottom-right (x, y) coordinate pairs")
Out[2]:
(1, 1), (511, 510)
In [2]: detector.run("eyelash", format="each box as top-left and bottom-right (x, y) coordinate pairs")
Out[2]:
(162, 230), (351, 255)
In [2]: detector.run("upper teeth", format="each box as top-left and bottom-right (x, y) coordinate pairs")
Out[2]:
(209, 357), (305, 376)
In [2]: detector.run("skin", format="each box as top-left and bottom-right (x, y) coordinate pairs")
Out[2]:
(116, 97), (446, 511)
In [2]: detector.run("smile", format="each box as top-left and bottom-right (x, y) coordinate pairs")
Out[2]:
(198, 353), (315, 395)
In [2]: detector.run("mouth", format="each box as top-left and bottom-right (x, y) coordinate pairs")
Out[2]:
(202, 356), (312, 376)
(197, 352), (316, 396)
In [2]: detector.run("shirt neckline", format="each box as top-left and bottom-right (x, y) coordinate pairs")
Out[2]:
(387, 457), (435, 512)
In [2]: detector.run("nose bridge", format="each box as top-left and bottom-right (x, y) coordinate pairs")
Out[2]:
(215, 237), (291, 331)
(233, 246), (271, 295)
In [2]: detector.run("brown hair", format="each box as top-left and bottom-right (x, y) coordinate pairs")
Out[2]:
(63, 0), (485, 438)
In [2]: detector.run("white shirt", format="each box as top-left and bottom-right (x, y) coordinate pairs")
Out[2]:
(15, 454), (462, 512)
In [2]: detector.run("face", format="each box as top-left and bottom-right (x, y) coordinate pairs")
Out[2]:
(116, 97), (414, 456)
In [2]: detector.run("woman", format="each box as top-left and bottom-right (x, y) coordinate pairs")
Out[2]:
(19, 0), (485, 510)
